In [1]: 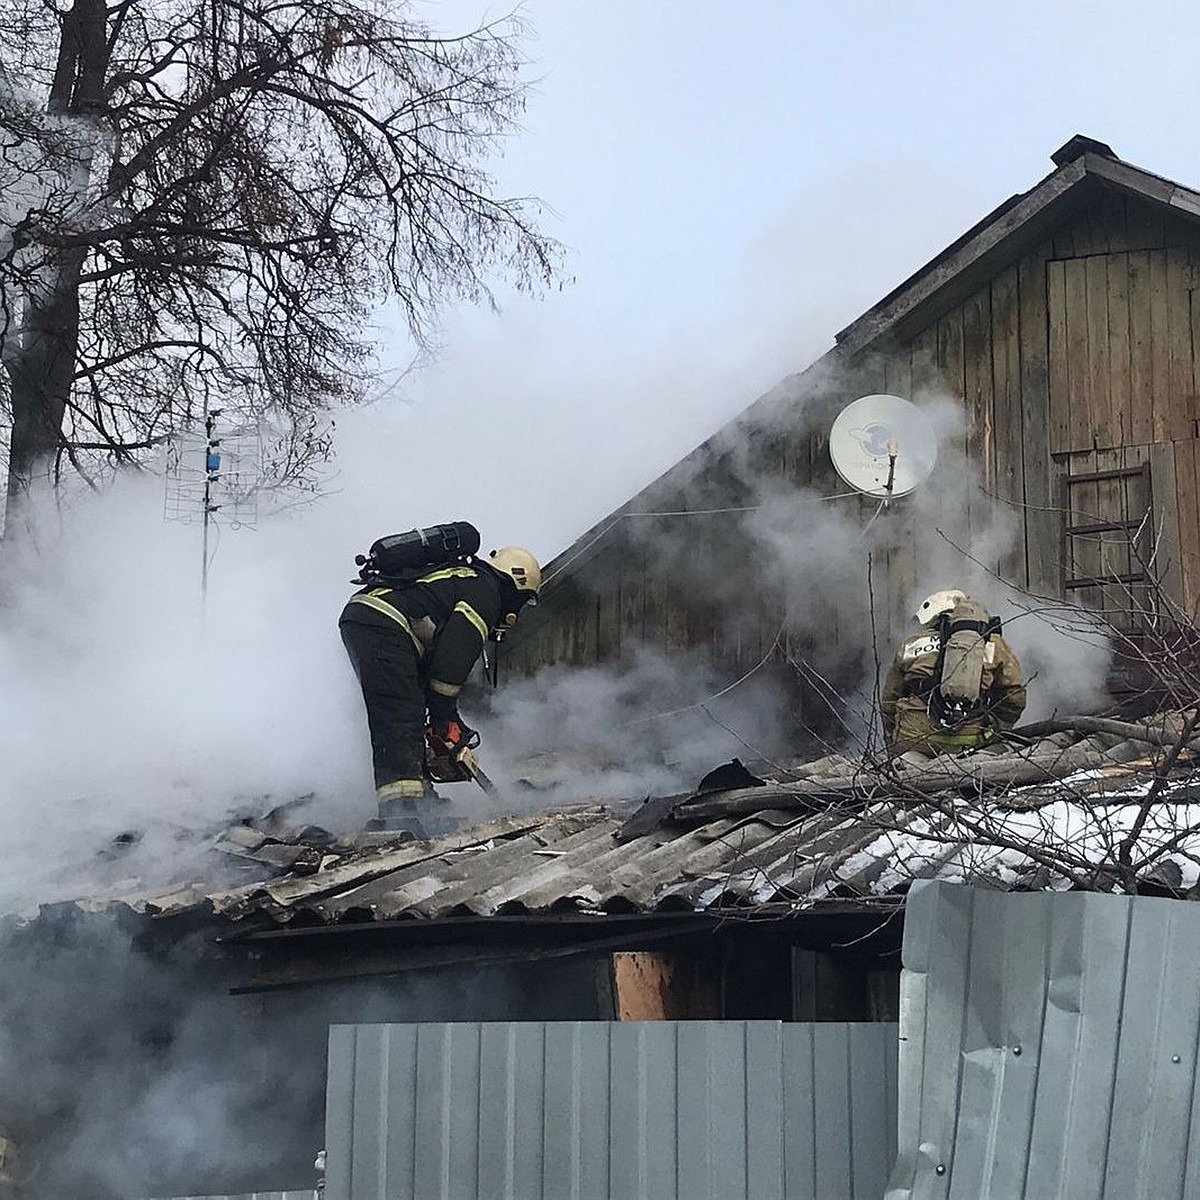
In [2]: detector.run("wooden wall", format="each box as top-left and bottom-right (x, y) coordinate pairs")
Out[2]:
(504, 182), (1200, 685)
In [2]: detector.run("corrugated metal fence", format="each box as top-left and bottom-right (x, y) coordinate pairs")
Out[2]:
(887, 880), (1200, 1200)
(324, 1020), (898, 1200)
(158, 1194), (316, 1199)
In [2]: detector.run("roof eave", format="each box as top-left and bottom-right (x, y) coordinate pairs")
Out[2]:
(835, 151), (1200, 358)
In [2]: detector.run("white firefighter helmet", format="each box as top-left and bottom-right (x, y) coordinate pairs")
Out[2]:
(489, 546), (541, 599)
(914, 589), (967, 625)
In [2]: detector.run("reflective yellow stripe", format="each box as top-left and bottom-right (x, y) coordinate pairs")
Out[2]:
(453, 600), (489, 641)
(377, 779), (426, 801)
(346, 594), (424, 654)
(418, 566), (476, 584)
(429, 678), (461, 697)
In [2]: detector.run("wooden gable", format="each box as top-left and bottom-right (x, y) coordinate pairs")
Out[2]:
(502, 145), (1200, 695)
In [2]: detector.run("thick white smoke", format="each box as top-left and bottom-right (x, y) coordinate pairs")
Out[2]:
(0, 148), (1111, 1198)
(0, 475), (372, 907)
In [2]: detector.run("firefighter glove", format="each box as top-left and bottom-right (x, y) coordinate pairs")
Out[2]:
(427, 718), (478, 752)
(426, 690), (460, 725)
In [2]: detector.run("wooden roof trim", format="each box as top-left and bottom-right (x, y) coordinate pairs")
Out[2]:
(836, 152), (1200, 357)
(1083, 152), (1200, 221)
(832, 158), (1087, 355)
(532, 363), (824, 594)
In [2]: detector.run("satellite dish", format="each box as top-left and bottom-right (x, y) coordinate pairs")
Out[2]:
(828, 394), (938, 498)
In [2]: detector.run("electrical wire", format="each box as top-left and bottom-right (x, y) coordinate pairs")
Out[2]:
(623, 493), (892, 727)
(620, 618), (790, 727)
(543, 488), (871, 588)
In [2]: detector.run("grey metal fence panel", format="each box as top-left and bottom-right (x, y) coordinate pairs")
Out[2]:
(155, 1194), (316, 1199)
(886, 880), (1200, 1200)
(325, 1020), (897, 1200)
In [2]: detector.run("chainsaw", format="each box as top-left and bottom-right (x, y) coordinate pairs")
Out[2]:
(425, 725), (499, 798)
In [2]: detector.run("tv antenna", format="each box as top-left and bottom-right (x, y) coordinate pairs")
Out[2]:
(828, 394), (937, 499)
(164, 411), (263, 601)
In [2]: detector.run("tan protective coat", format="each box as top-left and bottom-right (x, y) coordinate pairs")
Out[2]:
(881, 620), (1027, 755)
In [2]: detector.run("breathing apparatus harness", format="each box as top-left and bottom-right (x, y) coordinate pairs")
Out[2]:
(353, 520), (481, 585)
(351, 521), (522, 685)
(918, 601), (1004, 730)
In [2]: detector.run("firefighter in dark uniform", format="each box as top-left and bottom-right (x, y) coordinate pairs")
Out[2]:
(881, 588), (1026, 758)
(339, 546), (541, 807)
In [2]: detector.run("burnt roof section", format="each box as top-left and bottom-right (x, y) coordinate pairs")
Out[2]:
(58, 713), (1200, 929)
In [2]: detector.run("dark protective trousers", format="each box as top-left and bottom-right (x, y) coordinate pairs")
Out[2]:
(339, 618), (427, 789)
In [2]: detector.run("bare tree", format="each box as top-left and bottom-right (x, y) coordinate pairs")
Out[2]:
(0, 0), (560, 533)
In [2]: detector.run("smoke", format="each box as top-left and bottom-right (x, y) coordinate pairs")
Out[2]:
(590, 380), (1113, 744)
(0, 476), (378, 910)
(0, 908), (607, 1198)
(0, 159), (998, 909)
(0, 151), (1108, 1197)
(474, 645), (791, 806)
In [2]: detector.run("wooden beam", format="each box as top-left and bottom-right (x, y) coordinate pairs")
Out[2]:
(611, 950), (721, 1020)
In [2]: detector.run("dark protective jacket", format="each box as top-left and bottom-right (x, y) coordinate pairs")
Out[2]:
(339, 563), (506, 707)
(881, 624), (1027, 753)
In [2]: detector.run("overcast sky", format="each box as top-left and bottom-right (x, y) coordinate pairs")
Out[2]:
(322, 0), (1200, 562)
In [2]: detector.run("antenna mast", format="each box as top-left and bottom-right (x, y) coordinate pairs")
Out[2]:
(165, 413), (263, 604)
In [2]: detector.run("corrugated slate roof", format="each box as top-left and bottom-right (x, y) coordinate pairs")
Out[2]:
(70, 716), (1200, 929)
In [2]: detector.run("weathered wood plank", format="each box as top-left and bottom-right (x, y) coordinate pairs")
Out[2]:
(1047, 258), (1072, 455)
(884, 343), (912, 400)
(612, 952), (720, 1020)
(1093, 448), (1126, 621)
(962, 286), (994, 496)
(935, 306), (972, 549)
(1193, 260), (1200, 426)
(596, 573), (620, 662)
(641, 564), (666, 657)
(910, 323), (940, 398)
(664, 591), (689, 659)
(554, 583), (576, 665)
(1064, 258), (1094, 453)
(618, 541), (645, 658)
(936, 308), (966, 400)
(1125, 194), (1166, 252)
(1147, 441), (1183, 615)
(1125, 450), (1154, 624)
(1174, 439), (1200, 617)
(1149, 248), (1171, 443)
(571, 580), (597, 664)
(1088, 188), (1127, 255)
(991, 264), (1025, 584)
(1018, 248), (1058, 597)
(1166, 246), (1195, 442)
(1067, 453), (1102, 614)
(1127, 249), (1154, 446)
(1095, 190), (1128, 253)
(1052, 209), (1077, 260)
(1105, 253), (1133, 447)
(1086, 254), (1113, 448)
(1070, 196), (1104, 257)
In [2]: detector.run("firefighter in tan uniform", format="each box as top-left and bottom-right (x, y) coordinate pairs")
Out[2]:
(881, 589), (1026, 757)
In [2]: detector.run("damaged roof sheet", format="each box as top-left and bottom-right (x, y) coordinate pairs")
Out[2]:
(77, 715), (1200, 928)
